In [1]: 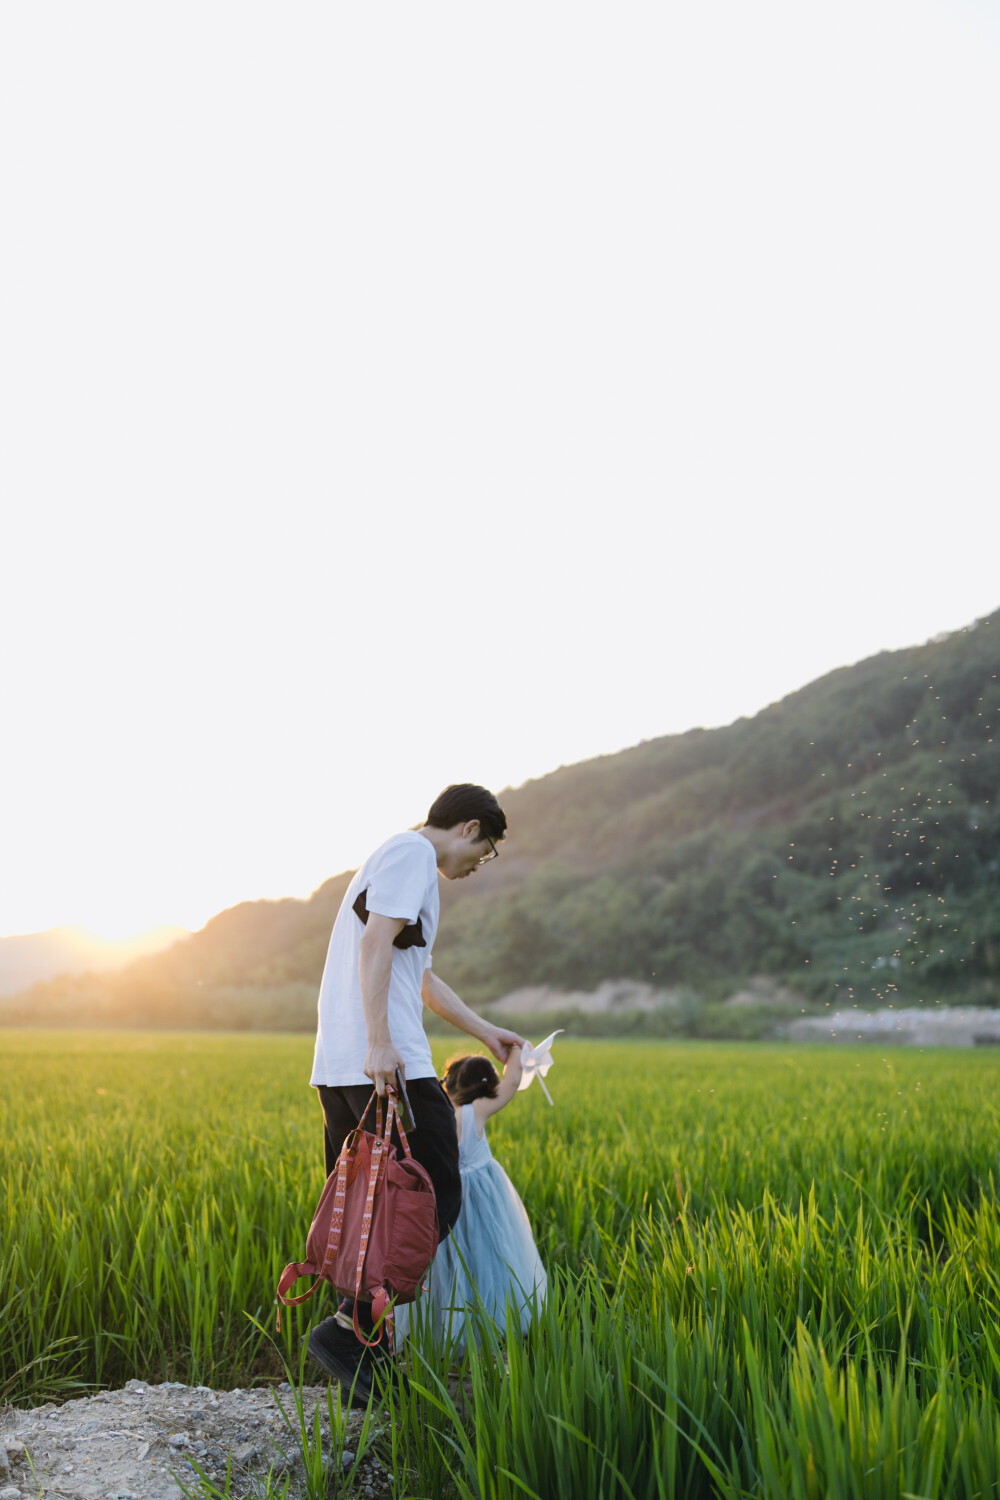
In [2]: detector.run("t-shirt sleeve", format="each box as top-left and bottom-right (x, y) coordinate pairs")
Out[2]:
(366, 842), (432, 924)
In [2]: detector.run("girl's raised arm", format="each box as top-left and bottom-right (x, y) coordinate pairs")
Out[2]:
(473, 1047), (523, 1125)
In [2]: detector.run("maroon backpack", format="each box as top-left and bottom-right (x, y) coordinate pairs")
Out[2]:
(276, 1088), (438, 1346)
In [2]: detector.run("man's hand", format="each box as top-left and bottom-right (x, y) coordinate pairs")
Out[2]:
(364, 1039), (406, 1097)
(481, 1025), (526, 1065)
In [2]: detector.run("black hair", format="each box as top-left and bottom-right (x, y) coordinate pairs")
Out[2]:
(441, 1053), (500, 1105)
(425, 784), (507, 842)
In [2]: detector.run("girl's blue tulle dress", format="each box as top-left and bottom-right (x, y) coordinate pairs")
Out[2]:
(396, 1101), (546, 1351)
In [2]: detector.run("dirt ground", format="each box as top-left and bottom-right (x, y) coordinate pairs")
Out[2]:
(0, 1380), (391, 1500)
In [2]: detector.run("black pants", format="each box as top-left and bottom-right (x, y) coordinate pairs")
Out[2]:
(317, 1078), (461, 1335)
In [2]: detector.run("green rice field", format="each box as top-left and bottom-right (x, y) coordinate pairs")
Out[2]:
(4, 1030), (1000, 1498)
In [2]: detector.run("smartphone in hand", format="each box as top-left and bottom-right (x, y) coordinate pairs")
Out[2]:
(394, 1068), (416, 1134)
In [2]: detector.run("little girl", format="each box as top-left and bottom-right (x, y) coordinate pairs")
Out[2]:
(397, 1047), (546, 1351)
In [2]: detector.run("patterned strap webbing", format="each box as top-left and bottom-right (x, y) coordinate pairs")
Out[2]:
(351, 1085), (415, 1349)
(274, 1096), (379, 1332)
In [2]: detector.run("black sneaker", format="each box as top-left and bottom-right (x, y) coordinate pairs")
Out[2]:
(305, 1317), (374, 1410)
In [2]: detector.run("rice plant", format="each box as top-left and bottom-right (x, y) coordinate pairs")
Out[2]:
(3, 1030), (1000, 1496)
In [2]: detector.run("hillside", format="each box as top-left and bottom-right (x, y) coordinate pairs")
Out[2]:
(3, 611), (997, 1029)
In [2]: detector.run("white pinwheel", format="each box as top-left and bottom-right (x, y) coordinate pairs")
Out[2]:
(517, 1029), (563, 1105)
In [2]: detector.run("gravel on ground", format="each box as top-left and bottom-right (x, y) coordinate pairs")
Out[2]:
(0, 1380), (391, 1500)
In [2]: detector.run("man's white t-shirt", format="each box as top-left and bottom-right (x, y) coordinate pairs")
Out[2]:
(310, 831), (440, 1088)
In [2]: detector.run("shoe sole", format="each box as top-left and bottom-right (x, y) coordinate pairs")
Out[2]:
(305, 1330), (374, 1410)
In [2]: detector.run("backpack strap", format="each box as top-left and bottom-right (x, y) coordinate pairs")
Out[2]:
(352, 1091), (397, 1348)
(389, 1083), (415, 1160)
(319, 1100), (370, 1276)
(275, 1091), (380, 1332)
(275, 1261), (322, 1332)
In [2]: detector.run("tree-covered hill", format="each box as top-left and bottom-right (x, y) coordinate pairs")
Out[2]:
(5, 611), (997, 1029)
(434, 610), (999, 1008)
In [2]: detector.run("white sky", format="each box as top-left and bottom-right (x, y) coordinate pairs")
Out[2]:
(2, 1), (999, 940)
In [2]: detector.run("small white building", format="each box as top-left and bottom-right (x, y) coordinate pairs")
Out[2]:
(787, 1006), (1000, 1047)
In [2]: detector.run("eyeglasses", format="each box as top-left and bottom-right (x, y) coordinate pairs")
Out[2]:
(477, 836), (500, 865)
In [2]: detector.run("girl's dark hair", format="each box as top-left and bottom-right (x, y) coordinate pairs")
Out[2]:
(425, 784), (507, 842)
(441, 1053), (500, 1105)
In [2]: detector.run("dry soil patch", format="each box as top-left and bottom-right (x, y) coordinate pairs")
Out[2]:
(1, 1380), (387, 1500)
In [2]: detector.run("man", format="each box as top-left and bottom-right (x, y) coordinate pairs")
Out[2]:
(307, 782), (524, 1402)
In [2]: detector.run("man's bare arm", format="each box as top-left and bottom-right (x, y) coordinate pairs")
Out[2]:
(421, 968), (525, 1063)
(360, 914), (407, 1094)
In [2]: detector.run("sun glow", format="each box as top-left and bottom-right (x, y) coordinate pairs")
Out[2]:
(2, 1), (999, 941)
